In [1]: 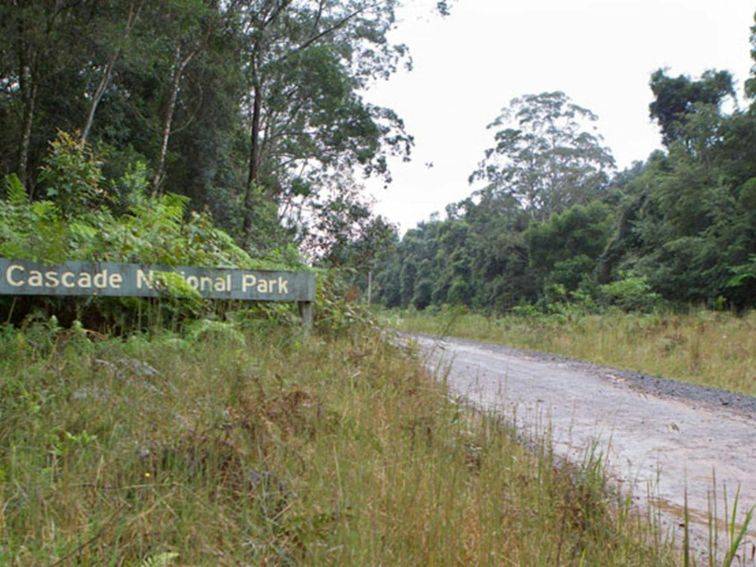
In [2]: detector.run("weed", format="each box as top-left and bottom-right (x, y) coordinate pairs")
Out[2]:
(0, 323), (677, 565)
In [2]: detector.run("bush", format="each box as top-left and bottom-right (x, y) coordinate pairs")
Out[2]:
(599, 275), (661, 312)
(0, 132), (305, 331)
(39, 131), (105, 218)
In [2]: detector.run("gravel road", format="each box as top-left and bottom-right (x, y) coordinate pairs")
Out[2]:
(411, 333), (756, 565)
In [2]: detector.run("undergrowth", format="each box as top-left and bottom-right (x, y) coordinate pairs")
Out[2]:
(0, 132), (305, 330)
(0, 320), (676, 566)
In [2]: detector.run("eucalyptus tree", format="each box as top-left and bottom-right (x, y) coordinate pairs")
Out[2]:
(147, 0), (219, 194)
(0, 0), (446, 263)
(470, 92), (615, 221)
(235, 0), (413, 246)
(747, 13), (756, 103)
(0, 0), (88, 188)
(80, 0), (147, 145)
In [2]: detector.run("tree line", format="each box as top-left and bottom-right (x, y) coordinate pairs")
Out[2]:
(373, 19), (756, 312)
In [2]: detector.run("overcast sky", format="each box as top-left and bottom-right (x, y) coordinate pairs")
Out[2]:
(363, 0), (754, 233)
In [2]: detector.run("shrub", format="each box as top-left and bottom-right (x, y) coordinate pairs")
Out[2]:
(39, 131), (105, 218)
(599, 275), (661, 312)
(0, 133), (305, 331)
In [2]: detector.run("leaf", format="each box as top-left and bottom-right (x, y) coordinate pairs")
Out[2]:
(5, 174), (28, 206)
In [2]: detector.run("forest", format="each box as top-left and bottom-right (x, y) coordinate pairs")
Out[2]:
(0, 0), (421, 266)
(374, 36), (756, 313)
(2, 3), (754, 317)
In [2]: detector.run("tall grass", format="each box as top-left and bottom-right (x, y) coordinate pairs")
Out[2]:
(0, 320), (676, 565)
(388, 308), (756, 396)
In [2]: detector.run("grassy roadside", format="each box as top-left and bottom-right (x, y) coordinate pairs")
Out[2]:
(386, 308), (756, 397)
(0, 320), (676, 566)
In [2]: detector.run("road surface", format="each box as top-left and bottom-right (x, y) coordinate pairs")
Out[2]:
(412, 333), (756, 565)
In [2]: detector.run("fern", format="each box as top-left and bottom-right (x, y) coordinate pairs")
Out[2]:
(140, 551), (179, 567)
(726, 255), (756, 288)
(5, 174), (28, 206)
(0, 131), (306, 327)
(186, 319), (246, 348)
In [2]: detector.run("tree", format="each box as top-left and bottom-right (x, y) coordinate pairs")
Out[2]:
(375, 14), (756, 313)
(0, 0), (86, 188)
(80, 0), (147, 145)
(599, 102), (756, 307)
(649, 68), (735, 146)
(470, 92), (615, 221)
(148, 0), (215, 195)
(0, 0), (460, 269)
(527, 201), (614, 292)
(235, 0), (413, 247)
(747, 13), (756, 103)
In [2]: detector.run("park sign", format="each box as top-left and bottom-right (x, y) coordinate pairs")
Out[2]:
(0, 258), (316, 325)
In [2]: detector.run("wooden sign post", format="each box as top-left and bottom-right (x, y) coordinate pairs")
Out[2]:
(0, 258), (316, 329)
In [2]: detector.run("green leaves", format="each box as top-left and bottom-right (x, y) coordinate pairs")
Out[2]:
(0, 134), (301, 271)
(4, 174), (27, 206)
(39, 131), (106, 218)
(649, 69), (735, 146)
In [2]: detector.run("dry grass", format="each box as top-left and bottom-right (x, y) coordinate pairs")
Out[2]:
(389, 309), (756, 396)
(0, 320), (676, 565)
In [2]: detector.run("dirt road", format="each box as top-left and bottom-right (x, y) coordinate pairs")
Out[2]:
(412, 333), (756, 565)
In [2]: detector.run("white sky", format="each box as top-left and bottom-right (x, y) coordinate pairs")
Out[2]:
(363, 0), (754, 233)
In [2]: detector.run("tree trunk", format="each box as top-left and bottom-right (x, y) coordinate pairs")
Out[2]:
(243, 80), (263, 244)
(15, 3), (36, 190)
(17, 61), (37, 189)
(151, 45), (195, 196)
(81, 50), (119, 145)
(81, 0), (143, 144)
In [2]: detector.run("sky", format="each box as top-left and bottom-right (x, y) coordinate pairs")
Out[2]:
(362, 0), (754, 233)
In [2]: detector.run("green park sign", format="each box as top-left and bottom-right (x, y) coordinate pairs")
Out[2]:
(0, 258), (315, 327)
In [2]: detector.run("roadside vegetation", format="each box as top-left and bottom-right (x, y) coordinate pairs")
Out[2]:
(387, 307), (756, 397)
(0, 139), (681, 565)
(371, 34), (756, 399)
(0, 314), (681, 566)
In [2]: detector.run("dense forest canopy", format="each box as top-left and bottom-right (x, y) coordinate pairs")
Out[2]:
(374, 15), (756, 312)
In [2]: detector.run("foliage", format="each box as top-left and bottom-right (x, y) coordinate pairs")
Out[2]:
(375, 194), (614, 312)
(599, 275), (661, 312)
(0, 0), (435, 258)
(314, 269), (378, 336)
(527, 201), (614, 292)
(185, 318), (246, 348)
(605, 105), (756, 308)
(649, 68), (735, 146)
(1, 150), (287, 270)
(470, 91), (615, 220)
(376, 41), (756, 313)
(0, 136), (303, 329)
(726, 254), (756, 302)
(747, 13), (756, 102)
(39, 131), (106, 217)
